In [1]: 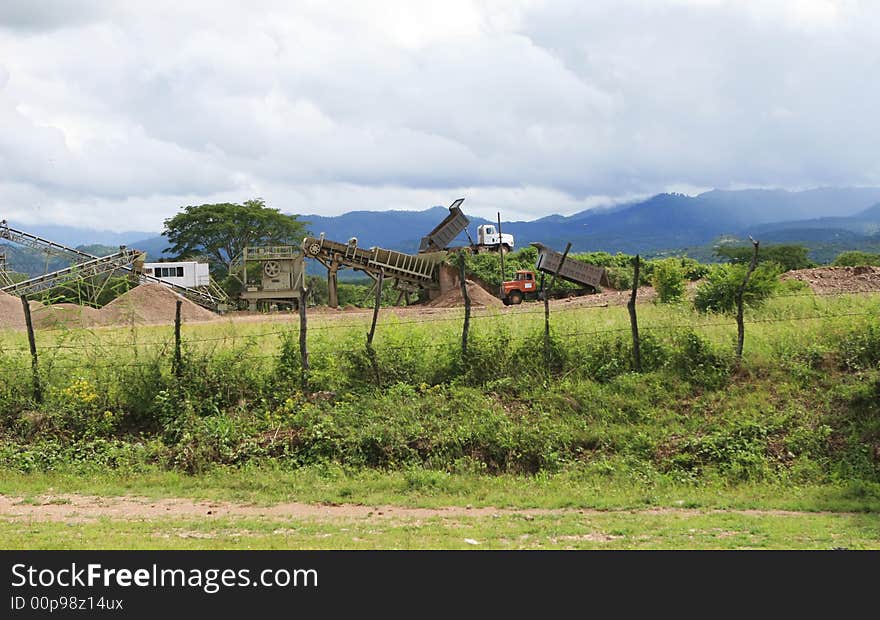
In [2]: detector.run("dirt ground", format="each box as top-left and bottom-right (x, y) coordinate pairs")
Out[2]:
(781, 265), (880, 294)
(0, 493), (851, 524)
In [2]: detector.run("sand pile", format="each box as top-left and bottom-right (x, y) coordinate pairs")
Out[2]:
(781, 266), (880, 295)
(1, 284), (217, 331)
(428, 280), (504, 308)
(32, 303), (103, 330)
(100, 284), (218, 325)
(0, 290), (27, 330)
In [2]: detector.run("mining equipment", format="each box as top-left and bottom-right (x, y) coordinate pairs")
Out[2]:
(302, 234), (447, 307)
(236, 197), (518, 311)
(0, 251), (12, 286)
(0, 220), (229, 312)
(234, 245), (306, 311)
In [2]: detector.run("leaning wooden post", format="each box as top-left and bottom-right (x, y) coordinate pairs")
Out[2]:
(458, 252), (471, 358)
(544, 242), (572, 364)
(735, 237), (760, 364)
(366, 270), (384, 387)
(21, 296), (42, 404)
(367, 270), (384, 346)
(299, 278), (310, 389)
(627, 255), (642, 372)
(173, 299), (183, 379)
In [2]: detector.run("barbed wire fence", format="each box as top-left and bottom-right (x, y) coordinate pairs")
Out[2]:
(1, 263), (879, 397)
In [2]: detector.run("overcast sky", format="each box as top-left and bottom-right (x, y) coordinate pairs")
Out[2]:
(1, 0), (878, 232)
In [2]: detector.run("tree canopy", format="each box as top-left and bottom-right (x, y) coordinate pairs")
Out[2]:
(693, 262), (780, 314)
(832, 251), (880, 267)
(163, 199), (308, 275)
(714, 243), (813, 272)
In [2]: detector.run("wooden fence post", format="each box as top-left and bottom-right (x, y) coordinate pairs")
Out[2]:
(367, 271), (384, 346)
(544, 242), (571, 364)
(627, 255), (642, 372)
(173, 299), (183, 379)
(299, 279), (310, 390)
(735, 237), (760, 364)
(459, 251), (471, 358)
(21, 296), (41, 404)
(366, 270), (384, 386)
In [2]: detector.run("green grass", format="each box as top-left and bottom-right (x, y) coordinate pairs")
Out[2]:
(2, 290), (880, 548)
(5, 513), (878, 550)
(2, 467), (880, 512)
(2, 468), (879, 550)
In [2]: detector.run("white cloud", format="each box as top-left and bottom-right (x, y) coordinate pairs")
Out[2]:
(0, 0), (878, 232)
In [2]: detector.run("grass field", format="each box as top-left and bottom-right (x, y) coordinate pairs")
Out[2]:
(2, 290), (880, 549)
(2, 468), (879, 549)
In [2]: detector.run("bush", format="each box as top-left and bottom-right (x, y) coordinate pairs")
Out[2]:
(694, 263), (780, 314)
(651, 258), (686, 303)
(678, 257), (711, 281)
(832, 251), (880, 267)
(715, 244), (813, 272)
(667, 330), (731, 389)
(837, 321), (880, 371)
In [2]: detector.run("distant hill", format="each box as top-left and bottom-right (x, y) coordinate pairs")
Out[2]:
(0, 223), (155, 248)
(496, 188), (880, 255)
(752, 203), (880, 238)
(125, 236), (173, 260)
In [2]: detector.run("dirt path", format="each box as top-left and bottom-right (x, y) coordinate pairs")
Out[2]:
(0, 494), (858, 524)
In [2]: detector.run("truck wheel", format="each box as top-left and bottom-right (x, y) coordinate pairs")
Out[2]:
(501, 244), (511, 254)
(509, 291), (523, 305)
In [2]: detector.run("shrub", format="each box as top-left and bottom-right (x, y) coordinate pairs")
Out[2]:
(832, 251), (880, 267)
(694, 262), (780, 314)
(837, 321), (880, 371)
(651, 258), (686, 303)
(667, 330), (731, 389)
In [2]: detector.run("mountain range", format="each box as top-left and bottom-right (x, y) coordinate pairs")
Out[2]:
(5, 187), (880, 277)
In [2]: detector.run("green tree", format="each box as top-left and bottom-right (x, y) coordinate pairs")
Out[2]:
(163, 199), (309, 277)
(694, 263), (781, 314)
(714, 244), (812, 272)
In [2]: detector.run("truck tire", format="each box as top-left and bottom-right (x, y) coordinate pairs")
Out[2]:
(508, 290), (523, 305)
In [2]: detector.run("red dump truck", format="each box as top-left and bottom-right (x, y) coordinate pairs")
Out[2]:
(499, 243), (608, 305)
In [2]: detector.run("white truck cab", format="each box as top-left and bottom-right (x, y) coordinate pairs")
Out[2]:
(476, 224), (514, 251)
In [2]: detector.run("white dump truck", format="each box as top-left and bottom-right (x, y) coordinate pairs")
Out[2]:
(475, 224), (514, 253)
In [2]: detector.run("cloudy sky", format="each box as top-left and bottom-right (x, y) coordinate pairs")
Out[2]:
(1, 0), (878, 232)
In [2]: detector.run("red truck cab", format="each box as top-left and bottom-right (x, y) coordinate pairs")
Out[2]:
(501, 269), (538, 305)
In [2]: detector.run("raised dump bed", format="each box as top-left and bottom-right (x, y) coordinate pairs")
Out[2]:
(419, 198), (468, 252)
(531, 242), (607, 289)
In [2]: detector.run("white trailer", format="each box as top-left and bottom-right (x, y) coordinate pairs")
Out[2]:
(142, 261), (210, 288)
